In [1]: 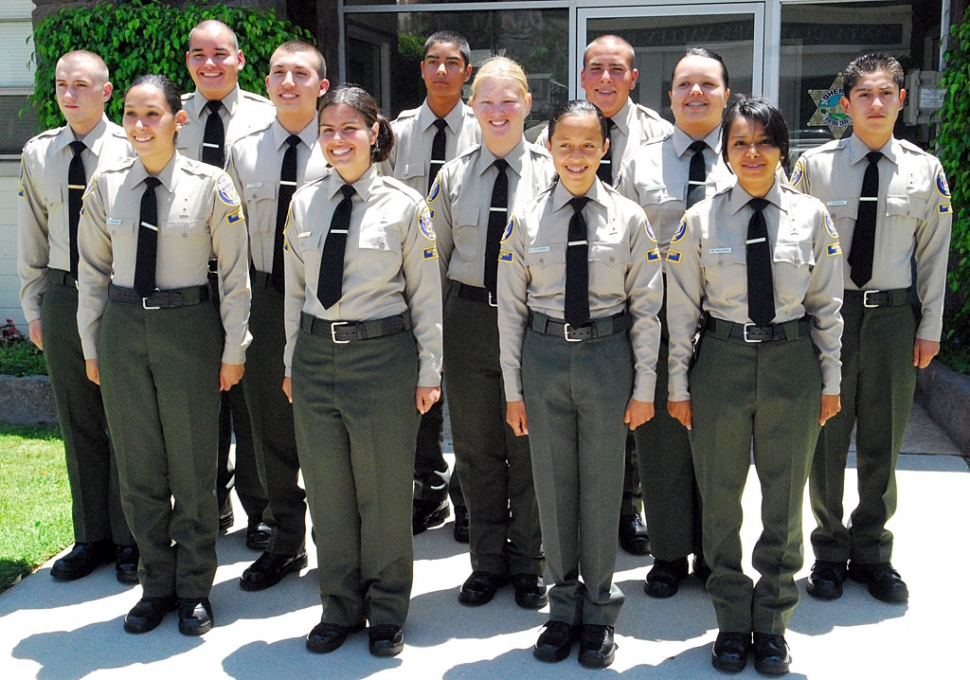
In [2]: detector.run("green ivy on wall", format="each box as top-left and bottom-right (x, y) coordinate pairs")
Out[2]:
(29, 0), (314, 131)
(939, 16), (970, 368)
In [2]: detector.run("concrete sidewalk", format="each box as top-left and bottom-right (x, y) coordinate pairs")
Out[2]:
(1, 403), (967, 679)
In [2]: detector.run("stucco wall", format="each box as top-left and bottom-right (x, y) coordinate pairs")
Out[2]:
(0, 162), (25, 329)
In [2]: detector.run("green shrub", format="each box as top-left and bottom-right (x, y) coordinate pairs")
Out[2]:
(0, 320), (46, 377)
(28, 0), (314, 130)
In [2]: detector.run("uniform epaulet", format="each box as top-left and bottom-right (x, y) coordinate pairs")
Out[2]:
(526, 141), (552, 159)
(644, 132), (670, 148)
(233, 119), (274, 145)
(181, 92), (196, 104)
(98, 156), (138, 174)
(383, 174), (426, 205)
(897, 138), (931, 156)
(454, 143), (481, 161)
(800, 138), (843, 160)
(181, 156), (221, 178)
(712, 183), (733, 199)
(394, 107), (420, 122)
(240, 89), (272, 106)
(23, 127), (65, 149)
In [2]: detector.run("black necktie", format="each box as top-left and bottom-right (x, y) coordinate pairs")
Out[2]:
(202, 99), (225, 167)
(134, 177), (162, 298)
(271, 134), (302, 294)
(746, 197), (775, 327)
(686, 140), (707, 209)
(318, 184), (355, 309)
(596, 118), (615, 184)
(848, 151), (883, 287)
(68, 141), (87, 279)
(483, 159), (509, 298)
(565, 196), (591, 327)
(429, 118), (448, 193)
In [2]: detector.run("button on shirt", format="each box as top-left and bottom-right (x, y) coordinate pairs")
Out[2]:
(617, 125), (735, 264)
(432, 139), (555, 287)
(382, 100), (481, 194)
(228, 118), (330, 273)
(178, 86), (276, 163)
(77, 154), (252, 364)
(282, 165), (443, 387)
(665, 180), (844, 401)
(791, 134), (952, 341)
(18, 116), (132, 321)
(497, 179), (664, 403)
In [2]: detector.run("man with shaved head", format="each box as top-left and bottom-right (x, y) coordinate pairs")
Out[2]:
(18, 50), (137, 583)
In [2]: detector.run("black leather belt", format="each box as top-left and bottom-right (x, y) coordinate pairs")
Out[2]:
(300, 312), (411, 343)
(706, 316), (811, 343)
(844, 288), (911, 308)
(453, 282), (496, 307)
(48, 269), (78, 288)
(529, 311), (631, 342)
(108, 284), (210, 309)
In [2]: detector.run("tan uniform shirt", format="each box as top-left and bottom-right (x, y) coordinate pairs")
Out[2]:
(18, 116), (132, 321)
(282, 165), (443, 387)
(665, 181), (844, 401)
(497, 179), (664, 403)
(77, 153), (252, 364)
(431, 138), (555, 287)
(617, 125), (735, 264)
(791, 134), (952, 341)
(382, 100), (481, 193)
(228, 118), (330, 273)
(535, 98), (673, 172)
(178, 85), (276, 163)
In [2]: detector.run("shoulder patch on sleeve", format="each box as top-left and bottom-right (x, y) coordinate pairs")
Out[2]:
(227, 208), (243, 224)
(671, 216), (687, 244)
(643, 215), (657, 243)
(827, 242), (842, 256)
(419, 206), (436, 241)
(499, 250), (514, 263)
(613, 174), (624, 191)
(423, 245), (438, 260)
(82, 175), (97, 199)
(789, 158), (805, 189)
(646, 248), (661, 262)
(426, 178), (441, 204)
(501, 216), (516, 243)
(216, 174), (240, 206)
(936, 168), (951, 198)
(824, 212), (838, 238)
(666, 249), (682, 263)
(939, 203), (952, 215)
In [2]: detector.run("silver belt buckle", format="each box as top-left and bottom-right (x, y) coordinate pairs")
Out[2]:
(488, 291), (498, 308)
(742, 323), (763, 343)
(330, 321), (351, 344)
(563, 323), (582, 342)
(142, 297), (160, 310)
(863, 290), (880, 308)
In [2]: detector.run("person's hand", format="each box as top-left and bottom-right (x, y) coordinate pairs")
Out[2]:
(506, 400), (528, 436)
(624, 398), (655, 430)
(668, 399), (692, 430)
(819, 394), (841, 426)
(913, 339), (940, 369)
(85, 358), (99, 385)
(220, 363), (244, 391)
(282, 377), (292, 403)
(416, 386), (441, 414)
(28, 319), (43, 350)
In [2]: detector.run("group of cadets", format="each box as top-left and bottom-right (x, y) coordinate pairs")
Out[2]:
(16, 16), (951, 675)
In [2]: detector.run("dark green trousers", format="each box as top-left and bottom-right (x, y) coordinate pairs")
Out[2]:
(810, 299), (916, 564)
(242, 284), (305, 554)
(690, 330), (821, 635)
(217, 382), (265, 519)
(444, 290), (542, 577)
(99, 299), (222, 599)
(42, 281), (132, 546)
(293, 327), (419, 628)
(523, 328), (630, 626)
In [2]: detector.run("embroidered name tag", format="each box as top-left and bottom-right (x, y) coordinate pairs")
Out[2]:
(826, 200), (848, 207)
(709, 247), (732, 254)
(529, 245), (551, 253)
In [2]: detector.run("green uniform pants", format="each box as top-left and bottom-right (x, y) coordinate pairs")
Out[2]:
(444, 289), (542, 577)
(293, 327), (419, 628)
(242, 283), (305, 554)
(810, 298), (916, 564)
(522, 328), (630, 626)
(99, 299), (222, 599)
(690, 330), (821, 635)
(43, 280), (132, 547)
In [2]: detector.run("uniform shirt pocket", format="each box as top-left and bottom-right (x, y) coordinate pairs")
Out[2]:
(824, 199), (857, 224)
(161, 219), (209, 240)
(699, 245), (745, 269)
(42, 182), (65, 208)
(589, 241), (632, 294)
(357, 222), (404, 280)
(105, 217), (137, 236)
(452, 203), (483, 263)
(243, 183), (278, 234)
(524, 242), (565, 271)
(773, 241), (815, 268)
(885, 195), (920, 225)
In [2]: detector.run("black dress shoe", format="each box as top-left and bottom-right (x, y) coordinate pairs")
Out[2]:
(512, 573), (548, 609)
(578, 624), (617, 668)
(806, 560), (847, 600)
(453, 505), (470, 543)
(51, 541), (114, 581)
(246, 517), (272, 551)
(849, 561), (909, 603)
(618, 514), (650, 555)
(711, 631), (751, 672)
(412, 499), (450, 535)
(178, 597), (213, 636)
(644, 557), (689, 598)
(115, 544), (140, 585)
(692, 553), (712, 584)
(753, 632), (791, 675)
(219, 500), (234, 533)
(306, 620), (364, 653)
(369, 624), (404, 657)
(240, 551), (308, 592)
(458, 570), (509, 606)
(123, 596), (177, 634)
(533, 620), (578, 663)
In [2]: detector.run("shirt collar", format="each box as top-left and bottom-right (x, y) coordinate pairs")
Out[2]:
(132, 152), (181, 192)
(418, 99), (466, 133)
(609, 98), (634, 137)
(57, 115), (111, 154)
(327, 163), (379, 202)
(672, 124), (722, 158)
(551, 176), (608, 213)
(193, 85), (242, 117)
(728, 178), (783, 216)
(847, 133), (898, 167)
(272, 117), (318, 151)
(475, 138), (528, 178)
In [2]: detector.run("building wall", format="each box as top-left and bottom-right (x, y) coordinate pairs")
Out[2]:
(0, 163), (24, 327)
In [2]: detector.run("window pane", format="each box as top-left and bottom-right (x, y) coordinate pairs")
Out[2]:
(0, 94), (40, 156)
(0, 21), (35, 87)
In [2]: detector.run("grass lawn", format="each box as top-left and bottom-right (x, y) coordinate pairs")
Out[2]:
(0, 424), (71, 592)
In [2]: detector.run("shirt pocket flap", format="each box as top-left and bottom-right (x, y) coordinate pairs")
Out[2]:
(824, 199), (857, 222)
(525, 242), (566, 267)
(589, 241), (631, 265)
(773, 241), (814, 267)
(398, 162), (425, 181)
(43, 182), (65, 206)
(163, 219), (208, 237)
(244, 182), (277, 203)
(359, 227), (403, 253)
(297, 230), (325, 251)
(700, 246), (745, 267)
(106, 217), (136, 235)
(886, 195), (918, 219)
